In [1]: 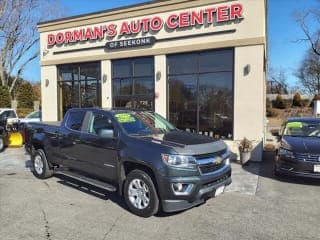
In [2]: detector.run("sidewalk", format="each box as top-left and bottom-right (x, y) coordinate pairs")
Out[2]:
(226, 162), (260, 195)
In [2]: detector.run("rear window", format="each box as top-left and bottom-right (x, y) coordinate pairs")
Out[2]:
(66, 111), (86, 131)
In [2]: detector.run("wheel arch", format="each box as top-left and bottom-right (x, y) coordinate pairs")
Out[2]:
(119, 161), (160, 198)
(31, 142), (53, 168)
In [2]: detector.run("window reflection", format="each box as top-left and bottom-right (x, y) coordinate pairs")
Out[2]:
(112, 57), (154, 111)
(58, 62), (101, 119)
(168, 49), (234, 139)
(169, 75), (197, 132)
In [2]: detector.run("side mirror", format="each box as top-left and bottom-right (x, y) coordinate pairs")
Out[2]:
(98, 129), (114, 139)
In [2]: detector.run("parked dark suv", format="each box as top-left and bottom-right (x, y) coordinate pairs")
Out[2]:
(275, 117), (320, 178)
(26, 109), (232, 217)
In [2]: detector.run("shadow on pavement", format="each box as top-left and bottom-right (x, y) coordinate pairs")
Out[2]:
(55, 174), (124, 203)
(241, 150), (320, 186)
(54, 174), (184, 217)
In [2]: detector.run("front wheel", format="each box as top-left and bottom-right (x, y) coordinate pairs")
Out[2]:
(274, 155), (281, 177)
(124, 169), (159, 217)
(32, 149), (53, 179)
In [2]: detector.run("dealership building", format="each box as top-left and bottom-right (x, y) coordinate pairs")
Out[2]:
(38, 0), (267, 161)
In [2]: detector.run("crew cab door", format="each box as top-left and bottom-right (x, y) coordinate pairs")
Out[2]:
(59, 110), (87, 171)
(79, 111), (118, 182)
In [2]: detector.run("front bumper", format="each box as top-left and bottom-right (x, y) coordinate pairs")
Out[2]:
(160, 165), (232, 212)
(276, 155), (320, 179)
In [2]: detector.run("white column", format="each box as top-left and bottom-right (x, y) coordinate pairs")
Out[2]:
(101, 60), (112, 108)
(41, 65), (58, 121)
(233, 45), (265, 162)
(154, 55), (167, 118)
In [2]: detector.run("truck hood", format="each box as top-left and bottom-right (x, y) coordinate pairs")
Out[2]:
(282, 136), (320, 154)
(133, 130), (227, 155)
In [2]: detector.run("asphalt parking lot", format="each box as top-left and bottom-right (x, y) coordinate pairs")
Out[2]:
(0, 147), (320, 240)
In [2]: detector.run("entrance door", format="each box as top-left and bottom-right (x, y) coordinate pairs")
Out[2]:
(168, 49), (234, 140)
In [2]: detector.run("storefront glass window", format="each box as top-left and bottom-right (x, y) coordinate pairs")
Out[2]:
(58, 62), (101, 119)
(168, 49), (234, 140)
(112, 57), (154, 111)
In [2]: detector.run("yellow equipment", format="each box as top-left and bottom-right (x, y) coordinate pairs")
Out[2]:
(6, 132), (23, 148)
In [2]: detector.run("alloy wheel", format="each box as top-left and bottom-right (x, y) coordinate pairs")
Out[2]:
(34, 155), (44, 175)
(128, 178), (150, 209)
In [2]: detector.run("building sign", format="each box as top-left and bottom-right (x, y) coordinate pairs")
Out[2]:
(47, 3), (243, 47)
(105, 36), (156, 50)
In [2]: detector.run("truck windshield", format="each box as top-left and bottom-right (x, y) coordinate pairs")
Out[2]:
(114, 111), (176, 135)
(283, 121), (320, 138)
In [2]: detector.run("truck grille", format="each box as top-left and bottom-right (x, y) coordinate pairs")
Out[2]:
(199, 162), (224, 174)
(296, 153), (320, 162)
(196, 150), (227, 175)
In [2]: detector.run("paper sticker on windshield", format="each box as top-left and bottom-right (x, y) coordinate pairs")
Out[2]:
(115, 113), (136, 123)
(287, 122), (303, 129)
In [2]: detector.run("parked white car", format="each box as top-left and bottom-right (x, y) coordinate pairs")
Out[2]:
(19, 111), (41, 123)
(0, 108), (19, 125)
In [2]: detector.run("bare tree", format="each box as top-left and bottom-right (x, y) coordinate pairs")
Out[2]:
(267, 66), (289, 94)
(296, 48), (320, 96)
(0, 0), (63, 96)
(295, 8), (320, 56)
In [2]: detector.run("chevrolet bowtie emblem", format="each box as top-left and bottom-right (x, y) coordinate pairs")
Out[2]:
(215, 157), (222, 165)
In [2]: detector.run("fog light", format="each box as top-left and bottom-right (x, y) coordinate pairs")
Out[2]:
(171, 183), (193, 195)
(173, 183), (183, 192)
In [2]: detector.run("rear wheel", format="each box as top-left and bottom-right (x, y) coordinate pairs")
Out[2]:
(124, 169), (159, 217)
(32, 149), (53, 179)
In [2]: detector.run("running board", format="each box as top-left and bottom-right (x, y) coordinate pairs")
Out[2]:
(55, 170), (117, 192)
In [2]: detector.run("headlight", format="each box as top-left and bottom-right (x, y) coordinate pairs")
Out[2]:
(279, 148), (294, 158)
(161, 154), (197, 168)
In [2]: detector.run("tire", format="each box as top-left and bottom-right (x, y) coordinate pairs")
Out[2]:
(124, 169), (159, 218)
(274, 156), (281, 177)
(0, 137), (4, 152)
(32, 149), (53, 179)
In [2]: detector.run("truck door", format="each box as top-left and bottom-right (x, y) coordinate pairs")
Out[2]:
(59, 110), (87, 172)
(79, 111), (118, 182)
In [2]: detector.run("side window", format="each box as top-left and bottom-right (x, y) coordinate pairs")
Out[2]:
(66, 111), (86, 131)
(8, 111), (17, 118)
(88, 113), (114, 137)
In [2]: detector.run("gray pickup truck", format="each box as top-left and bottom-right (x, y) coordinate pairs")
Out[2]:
(26, 108), (232, 217)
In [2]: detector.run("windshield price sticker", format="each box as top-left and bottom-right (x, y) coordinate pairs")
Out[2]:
(115, 113), (136, 123)
(287, 122), (303, 129)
